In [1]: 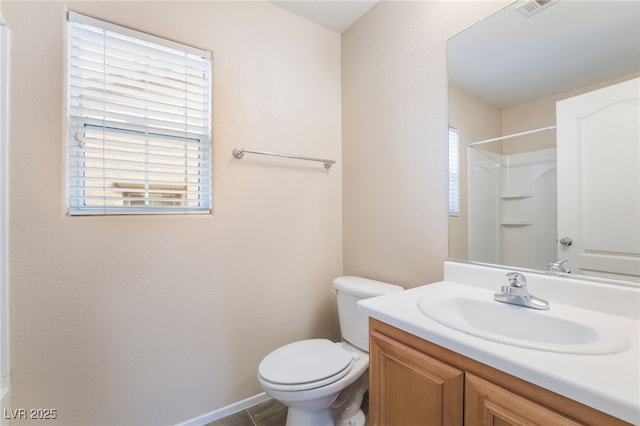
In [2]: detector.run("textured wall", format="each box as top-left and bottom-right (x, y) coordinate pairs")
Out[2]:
(341, 1), (509, 288)
(5, 1), (342, 424)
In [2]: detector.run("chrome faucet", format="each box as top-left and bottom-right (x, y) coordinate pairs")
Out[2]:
(547, 259), (571, 274)
(494, 272), (549, 310)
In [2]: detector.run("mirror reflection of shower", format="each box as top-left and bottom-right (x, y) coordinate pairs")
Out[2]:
(468, 127), (557, 270)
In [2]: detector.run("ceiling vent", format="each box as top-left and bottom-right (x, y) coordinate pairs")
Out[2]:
(515, 0), (556, 17)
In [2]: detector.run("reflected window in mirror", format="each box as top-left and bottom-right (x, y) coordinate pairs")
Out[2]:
(448, 127), (460, 217)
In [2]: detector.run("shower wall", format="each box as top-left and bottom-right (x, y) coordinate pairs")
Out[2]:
(468, 147), (500, 264)
(500, 148), (557, 269)
(469, 147), (557, 269)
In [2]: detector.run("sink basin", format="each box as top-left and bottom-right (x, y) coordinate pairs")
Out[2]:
(417, 290), (630, 354)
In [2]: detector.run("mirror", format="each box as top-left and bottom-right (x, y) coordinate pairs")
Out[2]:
(448, 0), (640, 283)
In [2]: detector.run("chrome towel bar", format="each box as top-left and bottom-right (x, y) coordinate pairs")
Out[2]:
(232, 147), (336, 169)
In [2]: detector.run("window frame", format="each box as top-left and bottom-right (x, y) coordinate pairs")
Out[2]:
(66, 11), (212, 216)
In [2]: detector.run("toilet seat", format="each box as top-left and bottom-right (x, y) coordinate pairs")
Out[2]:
(258, 339), (354, 391)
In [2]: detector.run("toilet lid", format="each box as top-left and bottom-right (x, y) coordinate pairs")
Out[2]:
(259, 339), (353, 389)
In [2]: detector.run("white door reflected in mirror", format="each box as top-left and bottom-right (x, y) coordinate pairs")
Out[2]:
(557, 78), (640, 282)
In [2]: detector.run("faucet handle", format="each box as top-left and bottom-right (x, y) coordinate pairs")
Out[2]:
(547, 259), (571, 273)
(506, 272), (527, 288)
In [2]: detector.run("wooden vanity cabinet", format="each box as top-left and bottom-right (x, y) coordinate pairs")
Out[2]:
(369, 325), (463, 425)
(464, 374), (581, 426)
(369, 318), (631, 426)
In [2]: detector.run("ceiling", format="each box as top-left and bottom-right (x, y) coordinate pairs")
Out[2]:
(270, 1), (378, 33)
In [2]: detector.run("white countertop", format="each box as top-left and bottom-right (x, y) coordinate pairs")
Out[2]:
(357, 261), (640, 424)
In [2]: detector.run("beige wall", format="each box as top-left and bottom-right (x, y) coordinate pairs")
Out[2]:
(341, 1), (508, 287)
(5, 1), (342, 424)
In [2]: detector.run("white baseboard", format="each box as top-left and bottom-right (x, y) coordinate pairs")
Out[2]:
(175, 392), (272, 426)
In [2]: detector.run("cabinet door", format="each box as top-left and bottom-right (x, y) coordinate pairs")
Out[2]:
(465, 373), (581, 426)
(370, 329), (463, 426)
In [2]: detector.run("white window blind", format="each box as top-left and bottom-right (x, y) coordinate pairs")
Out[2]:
(67, 12), (212, 215)
(448, 127), (460, 217)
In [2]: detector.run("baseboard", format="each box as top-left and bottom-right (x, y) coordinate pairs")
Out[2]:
(175, 392), (271, 426)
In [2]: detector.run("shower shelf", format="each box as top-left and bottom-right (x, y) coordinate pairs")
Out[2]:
(501, 193), (532, 200)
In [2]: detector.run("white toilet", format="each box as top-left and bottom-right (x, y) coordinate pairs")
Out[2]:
(257, 276), (403, 426)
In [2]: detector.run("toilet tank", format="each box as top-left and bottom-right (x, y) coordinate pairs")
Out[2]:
(333, 276), (403, 352)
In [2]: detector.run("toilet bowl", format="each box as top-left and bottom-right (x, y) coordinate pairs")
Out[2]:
(257, 276), (403, 426)
(258, 340), (369, 426)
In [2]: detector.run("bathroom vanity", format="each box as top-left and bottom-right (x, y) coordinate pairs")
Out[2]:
(358, 261), (639, 425)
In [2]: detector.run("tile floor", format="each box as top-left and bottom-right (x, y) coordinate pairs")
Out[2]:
(205, 398), (287, 426)
(206, 395), (369, 426)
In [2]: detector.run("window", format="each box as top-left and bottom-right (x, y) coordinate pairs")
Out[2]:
(67, 12), (212, 215)
(448, 127), (459, 217)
